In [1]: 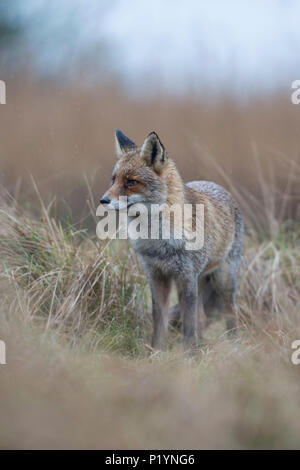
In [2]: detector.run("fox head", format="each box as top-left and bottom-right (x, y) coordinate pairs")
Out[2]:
(100, 130), (169, 210)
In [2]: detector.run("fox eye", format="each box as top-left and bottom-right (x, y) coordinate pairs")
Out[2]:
(111, 176), (116, 184)
(126, 179), (139, 187)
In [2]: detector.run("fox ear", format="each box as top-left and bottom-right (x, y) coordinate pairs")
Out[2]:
(141, 132), (166, 171)
(115, 129), (136, 158)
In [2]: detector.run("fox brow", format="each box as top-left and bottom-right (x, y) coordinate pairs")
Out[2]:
(112, 155), (146, 178)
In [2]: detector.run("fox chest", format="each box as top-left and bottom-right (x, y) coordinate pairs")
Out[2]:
(130, 238), (198, 277)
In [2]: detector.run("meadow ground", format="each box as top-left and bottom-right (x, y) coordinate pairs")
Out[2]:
(0, 81), (299, 449)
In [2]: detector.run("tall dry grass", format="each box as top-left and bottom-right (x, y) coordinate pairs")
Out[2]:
(0, 80), (300, 449)
(0, 190), (149, 356)
(0, 185), (299, 449)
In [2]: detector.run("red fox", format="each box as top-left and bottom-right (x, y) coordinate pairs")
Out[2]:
(100, 130), (244, 351)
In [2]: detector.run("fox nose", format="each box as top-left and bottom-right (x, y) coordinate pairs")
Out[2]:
(100, 196), (111, 205)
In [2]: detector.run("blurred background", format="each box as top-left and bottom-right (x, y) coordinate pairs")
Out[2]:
(0, 0), (300, 227)
(1, 1), (300, 450)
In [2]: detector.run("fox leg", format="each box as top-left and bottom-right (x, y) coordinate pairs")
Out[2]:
(175, 277), (198, 351)
(211, 262), (238, 337)
(169, 277), (205, 336)
(201, 275), (223, 326)
(223, 297), (237, 336)
(150, 274), (172, 351)
(168, 304), (181, 325)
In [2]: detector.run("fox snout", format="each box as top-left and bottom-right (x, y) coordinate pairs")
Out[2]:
(99, 194), (117, 209)
(100, 196), (111, 205)
(99, 194), (130, 211)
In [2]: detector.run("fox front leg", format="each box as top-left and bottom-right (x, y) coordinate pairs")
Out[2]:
(176, 277), (199, 351)
(150, 275), (172, 351)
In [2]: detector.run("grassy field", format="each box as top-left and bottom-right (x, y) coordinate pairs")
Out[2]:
(0, 81), (300, 449)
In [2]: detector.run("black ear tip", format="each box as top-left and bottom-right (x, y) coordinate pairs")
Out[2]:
(147, 131), (164, 150)
(148, 131), (159, 139)
(115, 129), (136, 149)
(115, 128), (127, 139)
